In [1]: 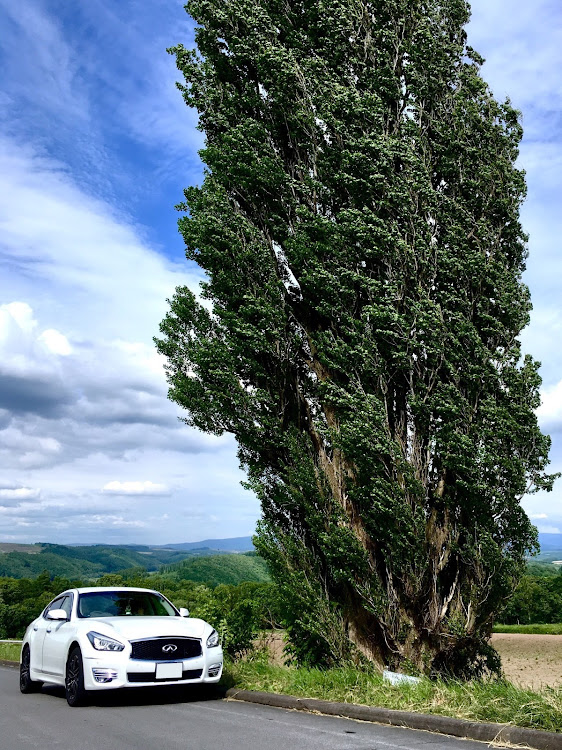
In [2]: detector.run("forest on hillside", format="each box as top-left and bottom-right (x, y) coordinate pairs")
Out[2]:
(0, 555), (560, 648)
(0, 567), (279, 657)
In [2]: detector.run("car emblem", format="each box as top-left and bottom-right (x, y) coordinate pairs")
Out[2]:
(162, 644), (177, 653)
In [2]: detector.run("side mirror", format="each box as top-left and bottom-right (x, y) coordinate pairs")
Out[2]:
(179, 607), (190, 618)
(47, 609), (68, 621)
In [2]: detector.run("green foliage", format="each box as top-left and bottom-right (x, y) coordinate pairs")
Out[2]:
(256, 524), (354, 667)
(499, 573), (562, 625)
(193, 582), (278, 656)
(0, 573), (83, 638)
(157, 0), (556, 676)
(526, 561), (562, 577)
(493, 623), (562, 635)
(534, 552), (562, 564)
(0, 642), (21, 662)
(0, 543), (204, 579)
(0, 568), (280, 653)
(163, 553), (270, 586)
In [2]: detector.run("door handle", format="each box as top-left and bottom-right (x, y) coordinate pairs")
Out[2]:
(33, 627), (38, 631)
(46, 629), (52, 633)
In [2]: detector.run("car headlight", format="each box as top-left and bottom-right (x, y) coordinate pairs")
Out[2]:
(87, 631), (125, 651)
(206, 629), (219, 648)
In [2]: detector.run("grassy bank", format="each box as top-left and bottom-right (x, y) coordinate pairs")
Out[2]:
(0, 642), (21, 662)
(493, 624), (562, 635)
(223, 658), (562, 733)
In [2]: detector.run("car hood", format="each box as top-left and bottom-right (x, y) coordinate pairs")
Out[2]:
(82, 616), (208, 640)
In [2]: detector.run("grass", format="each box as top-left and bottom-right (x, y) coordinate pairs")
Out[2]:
(493, 623), (562, 635)
(223, 656), (562, 734)
(0, 642), (21, 662)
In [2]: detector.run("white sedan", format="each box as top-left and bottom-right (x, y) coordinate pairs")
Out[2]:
(19, 586), (223, 706)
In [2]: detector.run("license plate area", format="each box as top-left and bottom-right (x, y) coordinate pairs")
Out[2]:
(156, 662), (183, 680)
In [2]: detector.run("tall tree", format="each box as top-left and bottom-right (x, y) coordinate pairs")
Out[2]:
(157, 0), (556, 676)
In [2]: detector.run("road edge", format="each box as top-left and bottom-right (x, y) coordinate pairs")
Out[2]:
(225, 688), (562, 750)
(0, 660), (18, 669)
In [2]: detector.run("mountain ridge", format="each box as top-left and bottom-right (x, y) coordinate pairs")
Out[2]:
(153, 536), (254, 551)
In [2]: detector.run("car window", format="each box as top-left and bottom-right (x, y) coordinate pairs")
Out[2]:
(58, 594), (73, 617)
(77, 591), (177, 618)
(44, 596), (65, 618)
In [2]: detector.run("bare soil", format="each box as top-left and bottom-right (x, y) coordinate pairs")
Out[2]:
(258, 632), (562, 690)
(256, 631), (287, 665)
(491, 633), (562, 690)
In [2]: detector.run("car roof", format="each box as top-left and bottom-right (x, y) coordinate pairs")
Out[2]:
(66, 587), (160, 595)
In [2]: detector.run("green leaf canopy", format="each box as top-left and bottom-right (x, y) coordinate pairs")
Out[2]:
(157, 0), (557, 676)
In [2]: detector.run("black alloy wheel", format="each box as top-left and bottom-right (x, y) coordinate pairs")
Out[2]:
(19, 646), (42, 693)
(65, 646), (87, 707)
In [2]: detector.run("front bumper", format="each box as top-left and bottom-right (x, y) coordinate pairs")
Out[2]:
(82, 647), (223, 691)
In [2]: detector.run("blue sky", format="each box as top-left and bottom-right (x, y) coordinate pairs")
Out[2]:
(0, 0), (560, 544)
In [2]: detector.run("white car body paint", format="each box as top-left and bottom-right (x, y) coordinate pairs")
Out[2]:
(20, 586), (223, 693)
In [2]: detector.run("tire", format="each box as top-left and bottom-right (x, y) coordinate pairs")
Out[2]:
(19, 646), (42, 694)
(65, 646), (87, 707)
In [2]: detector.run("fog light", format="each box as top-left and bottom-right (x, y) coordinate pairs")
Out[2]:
(92, 668), (118, 683)
(208, 663), (222, 677)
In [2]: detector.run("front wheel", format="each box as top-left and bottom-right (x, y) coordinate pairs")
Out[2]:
(20, 646), (42, 693)
(65, 646), (87, 707)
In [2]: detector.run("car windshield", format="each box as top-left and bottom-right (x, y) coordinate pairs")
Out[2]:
(77, 591), (177, 618)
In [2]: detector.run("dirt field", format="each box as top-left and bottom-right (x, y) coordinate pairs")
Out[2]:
(492, 633), (562, 689)
(259, 632), (562, 690)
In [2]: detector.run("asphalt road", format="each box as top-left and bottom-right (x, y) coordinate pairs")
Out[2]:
(0, 665), (486, 750)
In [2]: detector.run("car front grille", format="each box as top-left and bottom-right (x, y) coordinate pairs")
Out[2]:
(130, 637), (202, 661)
(127, 669), (203, 683)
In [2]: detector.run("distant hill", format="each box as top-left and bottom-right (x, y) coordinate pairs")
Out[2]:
(165, 553), (269, 586)
(536, 533), (562, 563)
(0, 543), (208, 580)
(0, 543), (42, 554)
(0, 537), (258, 580)
(2, 532), (559, 581)
(538, 533), (562, 551)
(158, 536), (254, 552)
(526, 560), (561, 577)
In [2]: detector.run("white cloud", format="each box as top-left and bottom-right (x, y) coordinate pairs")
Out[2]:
(69, 0), (202, 173)
(0, 1), (263, 544)
(537, 380), (562, 430)
(0, 0), (88, 124)
(85, 515), (147, 528)
(0, 486), (40, 503)
(0, 302), (76, 420)
(39, 329), (72, 356)
(0, 136), (199, 437)
(102, 481), (170, 496)
(468, 1), (562, 113)
(536, 525), (561, 535)
(529, 513), (549, 520)
(0, 137), (199, 341)
(469, 0), (562, 528)
(0, 132), (258, 543)
(0, 301), (36, 333)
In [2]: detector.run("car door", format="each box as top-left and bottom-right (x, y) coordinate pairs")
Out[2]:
(29, 595), (66, 674)
(41, 594), (74, 679)
(28, 610), (51, 674)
